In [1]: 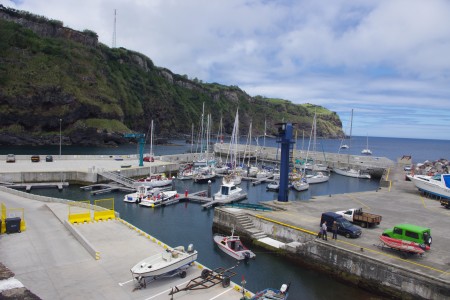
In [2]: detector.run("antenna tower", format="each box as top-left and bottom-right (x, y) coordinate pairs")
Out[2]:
(112, 9), (117, 48)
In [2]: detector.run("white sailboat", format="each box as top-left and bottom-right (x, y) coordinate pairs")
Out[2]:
(361, 134), (372, 155)
(333, 110), (371, 179)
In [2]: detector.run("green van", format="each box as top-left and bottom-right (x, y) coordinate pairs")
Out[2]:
(382, 224), (432, 246)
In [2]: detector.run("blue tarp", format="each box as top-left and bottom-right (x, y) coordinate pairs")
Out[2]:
(443, 174), (450, 188)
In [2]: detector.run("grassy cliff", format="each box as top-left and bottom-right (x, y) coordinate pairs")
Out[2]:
(0, 6), (344, 146)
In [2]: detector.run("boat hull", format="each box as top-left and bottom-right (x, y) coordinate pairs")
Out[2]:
(379, 236), (426, 254)
(131, 250), (198, 278)
(333, 168), (371, 179)
(409, 174), (450, 200)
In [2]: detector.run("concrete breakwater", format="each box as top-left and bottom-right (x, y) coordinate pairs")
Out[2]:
(0, 143), (393, 184)
(213, 207), (449, 300)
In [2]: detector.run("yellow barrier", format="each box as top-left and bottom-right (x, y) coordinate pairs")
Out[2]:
(93, 198), (115, 221)
(1, 203), (5, 234)
(68, 201), (91, 224)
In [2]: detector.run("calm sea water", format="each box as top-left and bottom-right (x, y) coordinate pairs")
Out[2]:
(8, 136), (449, 299)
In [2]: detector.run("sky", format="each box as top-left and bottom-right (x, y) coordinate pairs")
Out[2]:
(2, 0), (450, 140)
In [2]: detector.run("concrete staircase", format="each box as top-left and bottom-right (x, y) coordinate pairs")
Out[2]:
(98, 171), (136, 188)
(235, 214), (267, 240)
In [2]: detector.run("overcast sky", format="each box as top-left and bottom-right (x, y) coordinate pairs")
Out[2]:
(3, 0), (450, 140)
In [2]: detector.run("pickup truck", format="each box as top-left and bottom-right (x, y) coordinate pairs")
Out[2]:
(335, 208), (382, 228)
(440, 199), (450, 209)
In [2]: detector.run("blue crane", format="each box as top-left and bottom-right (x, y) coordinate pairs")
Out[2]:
(276, 122), (295, 202)
(124, 133), (146, 166)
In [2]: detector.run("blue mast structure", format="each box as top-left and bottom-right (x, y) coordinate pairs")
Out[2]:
(276, 122), (295, 202)
(124, 133), (145, 166)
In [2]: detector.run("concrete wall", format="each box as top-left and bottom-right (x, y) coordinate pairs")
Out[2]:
(213, 208), (449, 300)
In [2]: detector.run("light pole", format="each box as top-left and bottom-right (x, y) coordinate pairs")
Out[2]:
(59, 119), (62, 158)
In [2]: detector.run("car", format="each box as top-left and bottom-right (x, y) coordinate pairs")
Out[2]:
(143, 156), (154, 162)
(6, 154), (15, 163)
(31, 155), (40, 162)
(45, 155), (53, 162)
(320, 212), (362, 238)
(382, 224), (432, 247)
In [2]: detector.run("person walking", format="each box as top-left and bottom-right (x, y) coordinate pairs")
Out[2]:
(321, 221), (328, 240)
(332, 221), (338, 240)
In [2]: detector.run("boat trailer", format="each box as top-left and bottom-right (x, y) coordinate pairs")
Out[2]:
(169, 264), (238, 298)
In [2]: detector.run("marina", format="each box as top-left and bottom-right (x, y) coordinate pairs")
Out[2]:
(0, 138), (449, 299)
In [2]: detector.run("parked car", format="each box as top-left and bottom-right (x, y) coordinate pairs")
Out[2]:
(382, 224), (432, 246)
(45, 155), (53, 162)
(31, 155), (40, 162)
(143, 156), (154, 162)
(320, 212), (362, 238)
(6, 154), (15, 163)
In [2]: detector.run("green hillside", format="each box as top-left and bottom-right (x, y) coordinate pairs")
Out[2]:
(0, 6), (344, 146)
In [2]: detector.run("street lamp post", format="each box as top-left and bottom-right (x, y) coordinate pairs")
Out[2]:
(59, 119), (62, 158)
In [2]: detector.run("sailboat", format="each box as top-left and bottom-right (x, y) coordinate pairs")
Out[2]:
(333, 110), (371, 179)
(361, 134), (372, 155)
(303, 113), (329, 184)
(222, 109), (243, 185)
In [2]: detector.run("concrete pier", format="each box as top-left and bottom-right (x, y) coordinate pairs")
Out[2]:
(212, 164), (450, 299)
(0, 187), (250, 300)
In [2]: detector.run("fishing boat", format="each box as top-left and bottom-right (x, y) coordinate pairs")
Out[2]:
(214, 180), (244, 201)
(379, 236), (429, 255)
(408, 173), (450, 200)
(131, 244), (198, 279)
(139, 190), (178, 208)
(250, 283), (290, 300)
(213, 229), (256, 261)
(123, 185), (153, 203)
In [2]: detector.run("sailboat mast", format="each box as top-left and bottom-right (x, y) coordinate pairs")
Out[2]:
(263, 118), (267, 147)
(190, 123), (194, 154)
(150, 119), (154, 156)
(200, 102), (205, 153)
(348, 109), (353, 164)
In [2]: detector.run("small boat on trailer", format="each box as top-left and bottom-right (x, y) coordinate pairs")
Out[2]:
(213, 228), (255, 262)
(378, 236), (429, 255)
(250, 283), (290, 300)
(131, 244), (198, 287)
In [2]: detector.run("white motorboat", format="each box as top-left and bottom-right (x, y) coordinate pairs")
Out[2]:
(123, 185), (153, 203)
(305, 172), (329, 184)
(139, 190), (178, 207)
(340, 144), (349, 149)
(409, 173), (450, 200)
(213, 230), (255, 261)
(266, 181), (279, 191)
(131, 244), (198, 279)
(136, 174), (172, 188)
(214, 181), (244, 201)
(292, 179), (309, 191)
(333, 168), (371, 179)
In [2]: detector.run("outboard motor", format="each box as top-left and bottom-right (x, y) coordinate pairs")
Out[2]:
(243, 251), (251, 264)
(187, 244), (194, 254)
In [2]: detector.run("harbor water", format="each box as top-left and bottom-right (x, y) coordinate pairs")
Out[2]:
(7, 136), (450, 299)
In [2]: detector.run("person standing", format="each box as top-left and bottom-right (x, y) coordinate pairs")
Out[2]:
(321, 221), (328, 240)
(332, 221), (338, 240)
